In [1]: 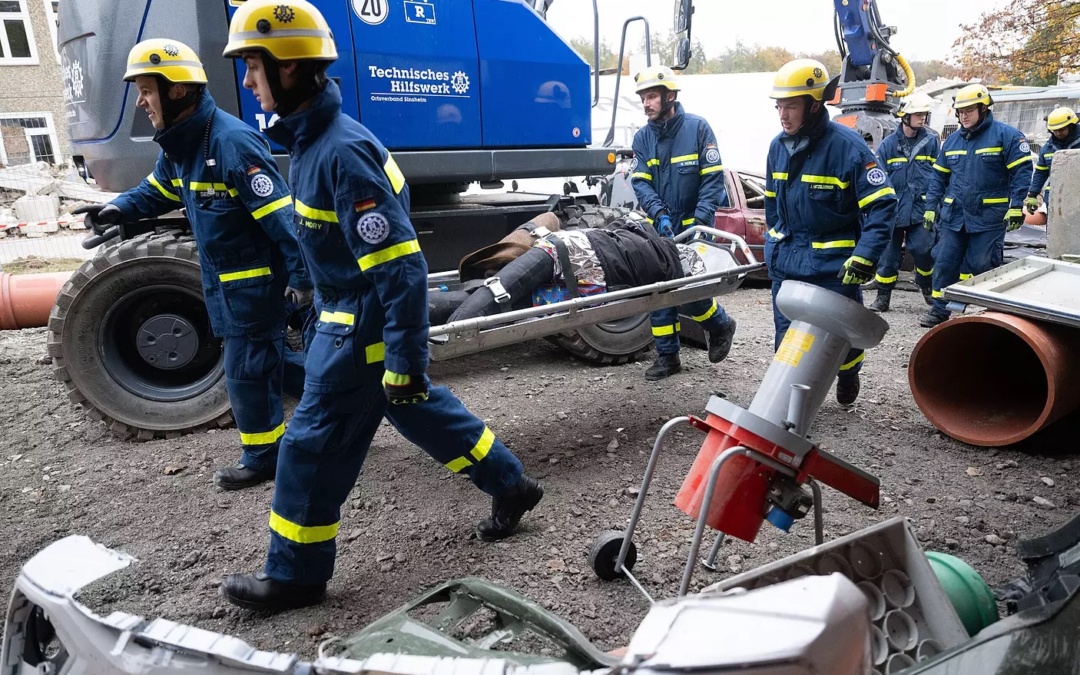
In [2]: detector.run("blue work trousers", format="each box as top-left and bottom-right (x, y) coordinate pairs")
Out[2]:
(771, 278), (864, 377)
(930, 227), (1004, 315)
(224, 330), (286, 473)
(876, 223), (934, 290)
(650, 298), (732, 355)
(264, 368), (523, 585)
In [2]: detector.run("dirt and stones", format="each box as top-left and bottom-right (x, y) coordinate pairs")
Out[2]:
(1, 282), (1077, 660)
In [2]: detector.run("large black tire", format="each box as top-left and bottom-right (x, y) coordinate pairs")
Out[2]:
(47, 231), (232, 440)
(544, 204), (653, 365)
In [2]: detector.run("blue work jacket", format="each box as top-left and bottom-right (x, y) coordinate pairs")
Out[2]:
(763, 109), (897, 281)
(925, 111), (1031, 233)
(264, 81), (427, 392)
(112, 91), (306, 337)
(876, 126), (940, 227)
(1029, 126), (1080, 197)
(630, 102), (727, 233)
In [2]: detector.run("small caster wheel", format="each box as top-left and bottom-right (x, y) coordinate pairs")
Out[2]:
(590, 529), (636, 581)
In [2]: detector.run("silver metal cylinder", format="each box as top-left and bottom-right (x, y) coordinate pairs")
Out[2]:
(785, 383), (812, 435)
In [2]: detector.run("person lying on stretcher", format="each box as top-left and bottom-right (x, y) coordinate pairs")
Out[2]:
(444, 213), (738, 364)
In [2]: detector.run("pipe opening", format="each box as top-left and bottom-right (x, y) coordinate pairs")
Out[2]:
(912, 322), (1047, 444)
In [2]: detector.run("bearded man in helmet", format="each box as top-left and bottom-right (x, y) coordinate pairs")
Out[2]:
(629, 65), (737, 381)
(921, 84), (1031, 328)
(764, 59), (896, 406)
(72, 40), (311, 491)
(1026, 106), (1080, 217)
(219, 0), (542, 613)
(867, 92), (941, 313)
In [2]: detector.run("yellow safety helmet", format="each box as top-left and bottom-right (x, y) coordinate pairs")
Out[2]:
(770, 59), (829, 101)
(1046, 106), (1079, 131)
(123, 39), (207, 84)
(223, 0), (337, 61)
(953, 84), (993, 110)
(898, 92), (934, 116)
(634, 66), (680, 94)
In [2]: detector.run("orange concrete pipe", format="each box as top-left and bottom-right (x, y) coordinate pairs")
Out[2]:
(0, 271), (73, 330)
(909, 311), (1080, 447)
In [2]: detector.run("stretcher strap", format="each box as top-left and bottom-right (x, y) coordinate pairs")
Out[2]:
(546, 234), (579, 299)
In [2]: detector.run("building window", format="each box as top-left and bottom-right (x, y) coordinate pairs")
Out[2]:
(0, 113), (59, 165)
(43, 0), (58, 60)
(0, 0), (38, 65)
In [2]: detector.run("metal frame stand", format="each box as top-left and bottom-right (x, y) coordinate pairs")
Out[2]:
(612, 416), (826, 603)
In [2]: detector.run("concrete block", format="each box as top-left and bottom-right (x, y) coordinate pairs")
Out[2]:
(22, 221), (60, 236)
(14, 194), (60, 221)
(1047, 149), (1080, 258)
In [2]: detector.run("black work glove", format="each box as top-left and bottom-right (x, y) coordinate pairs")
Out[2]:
(382, 370), (429, 405)
(838, 255), (876, 285)
(71, 203), (123, 235)
(284, 286), (314, 307)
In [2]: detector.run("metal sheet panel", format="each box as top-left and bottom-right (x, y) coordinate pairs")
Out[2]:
(943, 257), (1080, 329)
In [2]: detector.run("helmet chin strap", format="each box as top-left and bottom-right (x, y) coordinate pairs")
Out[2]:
(264, 54), (323, 117)
(156, 76), (202, 128)
(659, 90), (676, 117)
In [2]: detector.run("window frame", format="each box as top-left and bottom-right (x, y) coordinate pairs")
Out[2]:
(0, 111), (60, 165)
(42, 0), (57, 62)
(0, 0), (39, 66)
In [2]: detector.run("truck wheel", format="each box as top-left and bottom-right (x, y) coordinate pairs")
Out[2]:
(47, 231), (232, 440)
(546, 316), (652, 365)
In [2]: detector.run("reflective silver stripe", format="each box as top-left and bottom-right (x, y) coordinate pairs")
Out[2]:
(232, 28), (332, 40)
(130, 59), (204, 69)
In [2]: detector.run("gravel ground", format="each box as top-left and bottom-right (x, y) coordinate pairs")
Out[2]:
(1, 280), (1077, 660)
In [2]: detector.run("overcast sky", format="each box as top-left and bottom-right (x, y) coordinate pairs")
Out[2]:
(545, 0), (1006, 64)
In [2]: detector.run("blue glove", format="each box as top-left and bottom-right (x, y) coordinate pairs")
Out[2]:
(656, 214), (674, 238)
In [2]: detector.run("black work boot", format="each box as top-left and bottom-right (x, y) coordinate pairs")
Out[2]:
(919, 310), (949, 328)
(869, 288), (892, 313)
(476, 475), (544, 542)
(220, 572), (326, 613)
(706, 318), (737, 364)
(836, 373), (861, 406)
(921, 286), (934, 306)
(644, 353), (681, 380)
(213, 463), (275, 491)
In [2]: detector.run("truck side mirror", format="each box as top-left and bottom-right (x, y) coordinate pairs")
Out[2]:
(674, 0), (692, 33)
(674, 38), (692, 70)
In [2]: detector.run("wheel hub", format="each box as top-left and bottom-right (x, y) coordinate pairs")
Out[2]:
(136, 314), (199, 370)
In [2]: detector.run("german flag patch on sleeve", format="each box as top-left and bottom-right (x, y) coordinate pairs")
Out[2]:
(354, 198), (377, 213)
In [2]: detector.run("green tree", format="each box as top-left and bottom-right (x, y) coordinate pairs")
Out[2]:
(568, 36), (618, 73)
(908, 59), (961, 84)
(641, 30), (710, 74)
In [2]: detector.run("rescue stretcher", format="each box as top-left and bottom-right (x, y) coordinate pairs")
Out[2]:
(426, 226), (764, 360)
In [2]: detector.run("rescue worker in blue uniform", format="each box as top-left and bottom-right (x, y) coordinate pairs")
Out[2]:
(868, 92), (940, 312)
(922, 84), (1031, 328)
(630, 66), (737, 381)
(219, 0), (542, 612)
(72, 40), (310, 490)
(764, 60), (896, 405)
(1026, 106), (1080, 216)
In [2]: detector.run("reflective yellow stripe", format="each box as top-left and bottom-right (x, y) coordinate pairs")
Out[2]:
(945, 150), (968, 156)
(811, 239), (856, 249)
(915, 155), (935, 161)
(691, 300), (718, 322)
(384, 371), (410, 386)
(218, 266), (272, 283)
(170, 178), (183, 187)
(228, 188), (239, 197)
(839, 353), (864, 371)
(772, 172), (789, 180)
(767, 228), (783, 239)
(932, 289), (944, 298)
(365, 342), (385, 364)
(240, 421), (285, 446)
(682, 217), (696, 226)
(944, 197), (954, 204)
(446, 456), (472, 473)
(764, 189), (777, 198)
(975, 147), (1002, 154)
(886, 157), (908, 164)
(671, 153), (699, 163)
(933, 164), (951, 173)
(470, 427), (495, 462)
(700, 165), (724, 175)
(875, 273), (898, 284)
(1045, 152), (1056, 158)
(631, 172), (653, 180)
(1007, 155), (1032, 169)
(858, 187), (896, 208)
(269, 510), (338, 544)
(916, 267), (933, 276)
(319, 310), (355, 326)
(1036, 164), (1050, 171)
(959, 272), (973, 281)
(651, 323), (680, 337)
(384, 154), (406, 194)
(189, 181), (230, 191)
(358, 239), (422, 271)
(646, 158), (660, 167)
(802, 174), (850, 188)
(148, 173), (181, 202)
(982, 197), (1009, 204)
(294, 199), (339, 223)
(252, 195), (292, 220)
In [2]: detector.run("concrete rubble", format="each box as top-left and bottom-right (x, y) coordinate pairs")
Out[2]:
(0, 162), (117, 238)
